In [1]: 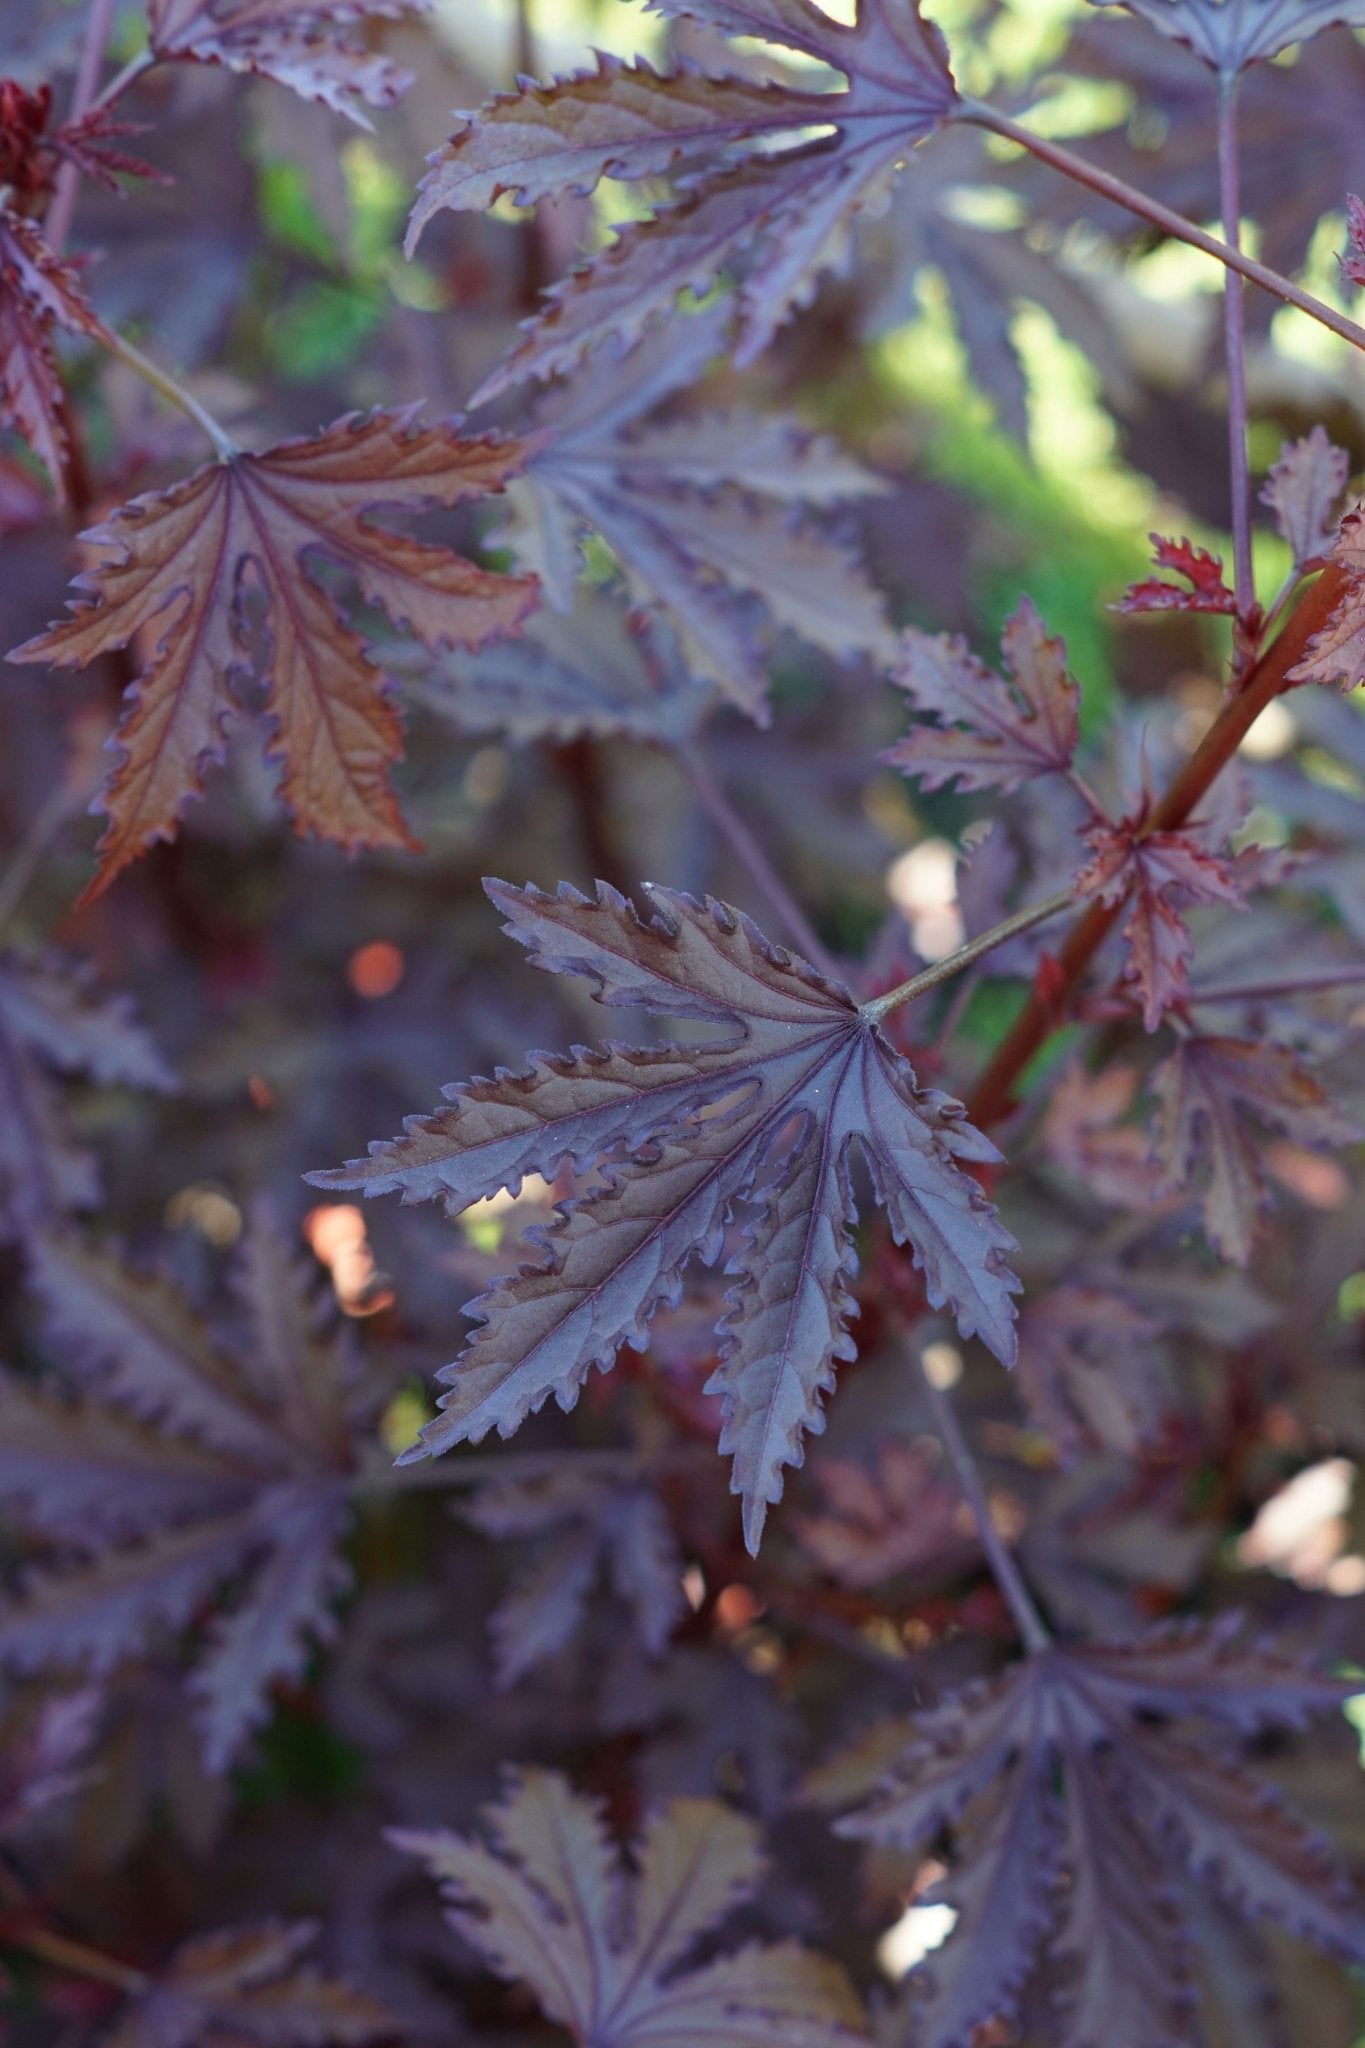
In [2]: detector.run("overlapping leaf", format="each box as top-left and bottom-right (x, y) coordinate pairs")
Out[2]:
(1151, 1034), (1360, 1262)
(885, 598), (1080, 793)
(1261, 426), (1349, 567)
(9, 411), (537, 899)
(0, 950), (175, 1243)
(1093, 0), (1365, 74)
(0, 1211), (369, 1771)
(1077, 807), (1245, 1029)
(836, 1621), (1365, 2048)
(1290, 503), (1365, 688)
(507, 310), (892, 717)
(0, 205), (111, 499)
(1015, 1285), (1169, 1461)
(410, 0), (959, 395)
(312, 879), (1019, 1552)
(393, 1769), (866, 2048)
(146, 0), (427, 123)
(103, 1919), (391, 2048)
(460, 1462), (685, 1685)
(791, 1438), (973, 1588)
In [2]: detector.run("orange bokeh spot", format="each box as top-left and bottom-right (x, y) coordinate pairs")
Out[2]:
(348, 940), (405, 999)
(303, 1203), (395, 1317)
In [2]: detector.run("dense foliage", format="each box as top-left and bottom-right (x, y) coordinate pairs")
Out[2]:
(3, 0), (1365, 2042)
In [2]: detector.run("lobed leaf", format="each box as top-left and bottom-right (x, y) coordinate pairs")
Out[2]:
(885, 597), (1081, 794)
(146, 0), (428, 124)
(1092, 0), (1365, 74)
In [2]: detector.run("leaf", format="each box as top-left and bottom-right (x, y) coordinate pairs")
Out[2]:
(8, 412), (537, 900)
(884, 597), (1081, 793)
(1115, 533), (1237, 615)
(0, 205), (111, 499)
(146, 0), (428, 125)
(392, 1769), (866, 2048)
(791, 1438), (973, 1588)
(836, 1623), (1364, 2047)
(103, 1919), (392, 2048)
(1344, 192), (1365, 287)
(1077, 811), (1245, 1029)
(311, 880), (1018, 1553)
(1039, 1061), (1167, 1211)
(1091, 0), (1365, 74)
(1260, 426), (1349, 566)
(1290, 504), (1365, 688)
(507, 309), (892, 718)
(1150, 1034), (1361, 1262)
(0, 950), (176, 1243)
(0, 1209), (366, 1771)
(404, 591), (711, 747)
(413, 0), (958, 394)
(1014, 1285), (1169, 1462)
(0, 1686), (100, 1838)
(461, 1463), (685, 1684)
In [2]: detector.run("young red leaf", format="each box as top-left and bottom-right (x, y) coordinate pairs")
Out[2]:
(311, 879), (1019, 1553)
(392, 1770), (866, 2048)
(0, 206), (112, 499)
(146, 0), (428, 125)
(1093, 0), (1365, 74)
(1115, 533), (1237, 615)
(884, 597), (1081, 793)
(8, 412), (537, 900)
(1077, 811), (1245, 1029)
(412, 0), (959, 397)
(1151, 1034), (1361, 1263)
(1290, 503), (1365, 688)
(1261, 424), (1349, 566)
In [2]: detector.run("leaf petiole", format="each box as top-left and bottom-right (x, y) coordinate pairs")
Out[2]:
(861, 885), (1075, 1025)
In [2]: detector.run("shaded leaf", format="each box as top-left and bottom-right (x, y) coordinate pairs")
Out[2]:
(1015, 1285), (1169, 1462)
(146, 0), (427, 124)
(1078, 810), (1245, 1029)
(1151, 1034), (1361, 1262)
(1261, 426), (1349, 566)
(104, 1919), (392, 2048)
(9, 412), (537, 899)
(312, 880), (1018, 1553)
(0, 205), (111, 498)
(791, 1437), (973, 1588)
(1092, 0), (1365, 73)
(884, 597), (1080, 794)
(393, 1769), (865, 2048)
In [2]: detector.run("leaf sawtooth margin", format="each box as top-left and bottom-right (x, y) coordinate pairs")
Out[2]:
(310, 879), (1020, 1551)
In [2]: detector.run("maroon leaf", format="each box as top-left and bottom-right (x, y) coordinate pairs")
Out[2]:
(1261, 425), (1349, 566)
(884, 597), (1081, 794)
(392, 1770), (866, 2048)
(410, 0), (959, 395)
(1290, 504), (1365, 688)
(1093, 0), (1365, 74)
(312, 880), (1019, 1552)
(104, 1920), (392, 2048)
(1115, 533), (1237, 615)
(0, 206), (112, 499)
(9, 412), (537, 899)
(146, 0), (427, 124)
(1151, 1034), (1361, 1262)
(1015, 1285), (1169, 1462)
(792, 1438), (974, 1588)
(1078, 810), (1245, 1029)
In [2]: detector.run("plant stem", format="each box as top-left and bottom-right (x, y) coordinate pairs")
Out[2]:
(967, 564), (1350, 1128)
(1216, 74), (1254, 623)
(98, 327), (240, 460)
(920, 1353), (1050, 1654)
(13, 1924), (147, 1996)
(45, 0), (121, 256)
(90, 48), (156, 116)
(862, 886), (1074, 1025)
(1191, 962), (1365, 1005)
(680, 747), (844, 981)
(958, 100), (1365, 358)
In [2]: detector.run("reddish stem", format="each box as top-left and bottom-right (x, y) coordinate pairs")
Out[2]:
(45, 0), (120, 255)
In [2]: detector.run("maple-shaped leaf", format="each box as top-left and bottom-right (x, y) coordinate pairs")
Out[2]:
(1077, 809), (1245, 1029)
(837, 1620), (1365, 2048)
(312, 880), (1019, 1553)
(1114, 533), (1237, 615)
(1151, 1034), (1361, 1263)
(8, 411), (537, 901)
(507, 310), (892, 717)
(461, 1461), (685, 1686)
(884, 598), (1081, 794)
(146, 0), (427, 125)
(1092, 0), (1365, 74)
(1290, 503), (1365, 689)
(0, 1211), (369, 1771)
(0, 205), (111, 500)
(1039, 1061), (1167, 1211)
(1261, 425), (1349, 567)
(1015, 1284), (1169, 1462)
(791, 1438), (973, 1589)
(404, 591), (711, 748)
(393, 1769), (866, 2048)
(0, 949), (176, 1243)
(103, 1919), (392, 2048)
(411, 0), (958, 396)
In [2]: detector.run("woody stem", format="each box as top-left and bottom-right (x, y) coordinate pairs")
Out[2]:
(921, 1355), (1050, 1653)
